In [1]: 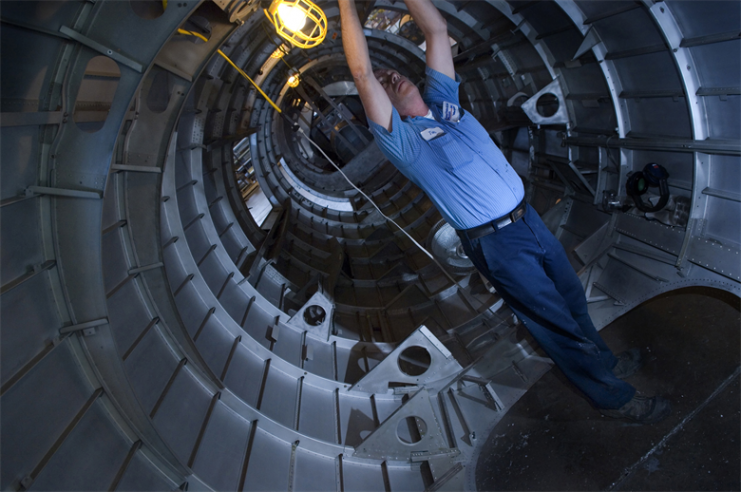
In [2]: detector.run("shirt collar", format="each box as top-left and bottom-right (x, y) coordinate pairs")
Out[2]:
(406, 108), (435, 122)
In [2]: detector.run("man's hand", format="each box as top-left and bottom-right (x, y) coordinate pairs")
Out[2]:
(338, 0), (394, 130)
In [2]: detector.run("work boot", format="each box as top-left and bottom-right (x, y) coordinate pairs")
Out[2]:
(600, 393), (671, 424)
(612, 348), (643, 379)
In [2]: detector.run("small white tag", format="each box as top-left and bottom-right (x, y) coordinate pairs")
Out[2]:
(420, 127), (445, 141)
(442, 101), (460, 123)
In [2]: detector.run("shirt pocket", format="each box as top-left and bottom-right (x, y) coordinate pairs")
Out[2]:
(426, 131), (475, 172)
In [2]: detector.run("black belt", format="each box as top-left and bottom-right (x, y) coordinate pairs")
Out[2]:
(459, 199), (527, 241)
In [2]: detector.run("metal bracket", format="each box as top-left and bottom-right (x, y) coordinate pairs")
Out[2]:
(410, 448), (461, 463)
(129, 262), (164, 275)
(521, 79), (570, 125)
(59, 26), (144, 72)
(111, 164), (162, 173)
(286, 291), (334, 341)
(352, 388), (456, 462)
(25, 185), (102, 200)
(350, 326), (463, 394)
(59, 318), (108, 335)
(573, 27), (602, 60)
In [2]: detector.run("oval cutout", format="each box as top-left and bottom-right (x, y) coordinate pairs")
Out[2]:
(73, 56), (121, 133)
(130, 0), (166, 19)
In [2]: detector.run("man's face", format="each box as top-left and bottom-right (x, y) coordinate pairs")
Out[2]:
(374, 69), (423, 115)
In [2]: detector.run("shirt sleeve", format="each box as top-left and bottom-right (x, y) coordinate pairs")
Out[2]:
(367, 106), (420, 168)
(423, 67), (462, 106)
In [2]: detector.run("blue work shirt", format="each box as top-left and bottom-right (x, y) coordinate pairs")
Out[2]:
(367, 67), (525, 230)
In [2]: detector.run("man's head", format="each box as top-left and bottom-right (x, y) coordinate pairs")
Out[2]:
(374, 68), (428, 118)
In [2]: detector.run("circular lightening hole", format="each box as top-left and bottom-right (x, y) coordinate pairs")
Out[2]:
(396, 416), (427, 444)
(398, 346), (431, 376)
(303, 305), (326, 326)
(536, 92), (559, 117)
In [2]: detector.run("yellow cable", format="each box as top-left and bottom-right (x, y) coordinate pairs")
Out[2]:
(177, 29), (283, 114)
(217, 49), (283, 114)
(177, 28), (207, 42)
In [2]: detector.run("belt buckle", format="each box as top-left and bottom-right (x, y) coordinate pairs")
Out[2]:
(497, 217), (512, 229)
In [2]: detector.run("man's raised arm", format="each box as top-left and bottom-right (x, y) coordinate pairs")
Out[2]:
(404, 0), (455, 80)
(338, 0), (394, 131)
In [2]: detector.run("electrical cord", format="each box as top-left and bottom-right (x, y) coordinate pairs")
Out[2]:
(178, 28), (284, 114)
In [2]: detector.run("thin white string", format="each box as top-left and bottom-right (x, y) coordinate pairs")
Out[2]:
(297, 128), (488, 310)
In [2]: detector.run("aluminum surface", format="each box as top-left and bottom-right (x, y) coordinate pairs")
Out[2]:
(1, 0), (738, 490)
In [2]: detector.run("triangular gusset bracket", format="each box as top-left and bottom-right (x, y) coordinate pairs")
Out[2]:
(286, 291), (334, 341)
(521, 79), (570, 125)
(349, 326), (464, 394)
(352, 388), (458, 462)
(573, 26), (602, 60)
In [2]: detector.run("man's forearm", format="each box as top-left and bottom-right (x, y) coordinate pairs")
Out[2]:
(404, 0), (448, 37)
(339, 0), (373, 80)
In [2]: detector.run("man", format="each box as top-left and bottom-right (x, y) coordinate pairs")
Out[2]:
(338, 0), (671, 423)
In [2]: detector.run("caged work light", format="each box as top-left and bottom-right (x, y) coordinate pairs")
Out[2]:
(265, 0), (327, 49)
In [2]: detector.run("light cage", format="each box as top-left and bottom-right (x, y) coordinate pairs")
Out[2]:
(265, 0), (327, 50)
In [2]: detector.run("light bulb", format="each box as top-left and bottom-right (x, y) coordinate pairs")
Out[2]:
(278, 3), (307, 32)
(265, 0), (327, 49)
(287, 74), (300, 87)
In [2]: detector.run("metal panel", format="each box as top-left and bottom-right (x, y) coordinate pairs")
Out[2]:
(293, 449), (338, 492)
(113, 452), (177, 491)
(0, 198), (44, 285)
(123, 328), (180, 413)
(152, 370), (213, 465)
(686, 236), (741, 282)
(667, 0), (741, 38)
(241, 429), (292, 492)
(342, 461), (386, 492)
(298, 383), (337, 442)
(272, 322), (304, 366)
(106, 280), (155, 356)
(191, 402), (252, 491)
(1, 273), (61, 387)
(386, 463), (428, 492)
(259, 366), (299, 428)
(102, 228), (132, 295)
(193, 316), (232, 374)
(339, 393), (377, 448)
(615, 213), (686, 255)
(592, 256), (657, 305)
(29, 401), (131, 491)
(0, 343), (91, 489)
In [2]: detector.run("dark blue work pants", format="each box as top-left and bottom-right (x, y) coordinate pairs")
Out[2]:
(458, 204), (635, 409)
